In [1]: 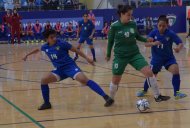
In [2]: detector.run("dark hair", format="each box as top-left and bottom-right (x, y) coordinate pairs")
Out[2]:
(117, 4), (132, 17)
(43, 29), (56, 39)
(83, 12), (88, 16)
(158, 15), (168, 24)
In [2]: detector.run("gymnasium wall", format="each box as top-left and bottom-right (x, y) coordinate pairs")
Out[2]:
(0, 6), (187, 33)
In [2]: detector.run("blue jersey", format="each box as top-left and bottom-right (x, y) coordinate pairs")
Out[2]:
(148, 28), (182, 61)
(78, 20), (95, 38)
(41, 40), (74, 68)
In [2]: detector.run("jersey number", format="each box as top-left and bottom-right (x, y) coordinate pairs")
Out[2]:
(157, 44), (164, 49)
(124, 32), (130, 38)
(51, 54), (58, 60)
(114, 63), (119, 69)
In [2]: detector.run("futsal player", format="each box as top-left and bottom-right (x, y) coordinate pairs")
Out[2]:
(74, 13), (96, 62)
(23, 29), (114, 110)
(136, 15), (187, 100)
(106, 4), (170, 102)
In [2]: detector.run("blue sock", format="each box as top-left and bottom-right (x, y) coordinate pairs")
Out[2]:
(41, 84), (50, 104)
(87, 80), (106, 97)
(91, 48), (96, 60)
(172, 74), (180, 96)
(144, 79), (149, 92)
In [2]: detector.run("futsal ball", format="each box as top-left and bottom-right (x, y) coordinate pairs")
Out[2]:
(136, 99), (150, 112)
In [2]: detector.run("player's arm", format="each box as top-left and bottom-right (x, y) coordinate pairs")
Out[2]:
(172, 32), (183, 53)
(106, 25), (115, 61)
(89, 22), (95, 39)
(144, 41), (161, 47)
(23, 48), (40, 61)
(70, 46), (94, 65)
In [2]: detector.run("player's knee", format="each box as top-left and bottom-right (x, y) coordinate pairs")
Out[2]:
(145, 70), (153, 77)
(172, 69), (179, 75)
(41, 77), (48, 85)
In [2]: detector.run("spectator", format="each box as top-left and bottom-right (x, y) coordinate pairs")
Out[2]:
(20, 22), (25, 41)
(64, 22), (75, 40)
(3, 0), (14, 11)
(10, 9), (22, 44)
(101, 22), (109, 39)
(88, 9), (96, 25)
(51, 0), (58, 10)
(3, 9), (12, 35)
(33, 20), (42, 41)
(25, 21), (34, 41)
(144, 16), (153, 35)
(28, 0), (35, 11)
(54, 21), (63, 36)
(0, 22), (5, 38)
(44, 21), (52, 31)
(43, 0), (51, 10)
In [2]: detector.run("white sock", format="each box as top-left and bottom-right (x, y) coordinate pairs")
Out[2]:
(110, 82), (118, 99)
(146, 77), (160, 98)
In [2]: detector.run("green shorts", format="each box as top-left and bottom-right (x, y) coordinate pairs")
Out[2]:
(112, 53), (148, 75)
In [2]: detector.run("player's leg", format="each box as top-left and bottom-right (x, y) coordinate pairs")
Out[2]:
(166, 63), (187, 99)
(74, 72), (114, 107)
(109, 57), (127, 99)
(88, 40), (96, 62)
(11, 28), (15, 44)
(129, 54), (170, 102)
(38, 72), (58, 110)
(74, 38), (84, 61)
(136, 62), (162, 97)
(17, 28), (21, 44)
(64, 63), (114, 107)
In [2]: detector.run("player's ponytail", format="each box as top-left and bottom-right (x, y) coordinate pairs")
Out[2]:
(117, 4), (132, 17)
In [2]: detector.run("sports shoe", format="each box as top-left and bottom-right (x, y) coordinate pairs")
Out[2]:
(154, 95), (171, 102)
(103, 95), (114, 107)
(136, 90), (147, 97)
(38, 102), (52, 110)
(175, 91), (187, 100)
(73, 56), (78, 61)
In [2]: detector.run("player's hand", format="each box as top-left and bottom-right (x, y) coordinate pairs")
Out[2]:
(86, 57), (95, 66)
(152, 41), (161, 46)
(147, 38), (154, 42)
(173, 47), (181, 53)
(89, 35), (93, 39)
(105, 57), (110, 62)
(22, 55), (28, 61)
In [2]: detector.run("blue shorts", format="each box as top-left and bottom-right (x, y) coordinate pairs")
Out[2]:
(51, 63), (81, 81)
(151, 58), (177, 74)
(79, 37), (93, 45)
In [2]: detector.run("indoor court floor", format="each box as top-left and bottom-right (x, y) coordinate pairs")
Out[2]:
(1, 34), (190, 128)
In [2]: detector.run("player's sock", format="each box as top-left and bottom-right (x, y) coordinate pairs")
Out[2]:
(172, 74), (180, 96)
(91, 48), (96, 60)
(144, 79), (149, 92)
(146, 77), (160, 98)
(87, 80), (106, 97)
(41, 84), (50, 104)
(74, 48), (80, 61)
(109, 82), (118, 99)
(147, 77), (170, 102)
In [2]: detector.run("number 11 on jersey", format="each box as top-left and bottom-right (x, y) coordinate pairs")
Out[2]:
(157, 44), (164, 49)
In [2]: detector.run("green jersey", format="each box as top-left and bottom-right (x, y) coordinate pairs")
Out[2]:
(107, 20), (147, 58)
